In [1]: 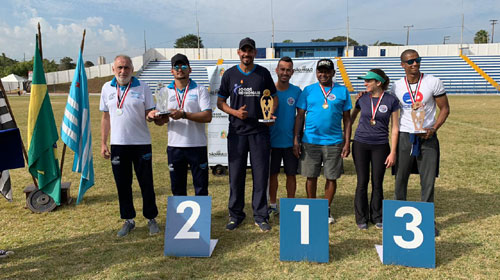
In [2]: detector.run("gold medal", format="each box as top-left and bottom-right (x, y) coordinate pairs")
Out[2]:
(412, 101), (422, 110)
(370, 119), (376, 126)
(322, 103), (329, 109)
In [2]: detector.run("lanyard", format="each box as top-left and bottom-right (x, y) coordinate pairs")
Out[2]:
(404, 73), (423, 105)
(370, 92), (385, 121)
(116, 82), (131, 109)
(174, 82), (190, 110)
(319, 83), (333, 105)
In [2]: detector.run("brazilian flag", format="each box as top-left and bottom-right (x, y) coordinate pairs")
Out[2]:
(27, 36), (61, 205)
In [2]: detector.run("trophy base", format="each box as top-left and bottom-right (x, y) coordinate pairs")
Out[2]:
(413, 130), (427, 134)
(155, 111), (171, 116)
(259, 119), (275, 123)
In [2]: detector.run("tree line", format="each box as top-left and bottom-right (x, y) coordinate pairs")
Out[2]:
(0, 53), (94, 78)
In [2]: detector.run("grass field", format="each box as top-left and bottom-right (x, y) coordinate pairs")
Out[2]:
(1, 95), (499, 279)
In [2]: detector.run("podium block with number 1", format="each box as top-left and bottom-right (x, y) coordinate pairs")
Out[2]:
(279, 198), (329, 263)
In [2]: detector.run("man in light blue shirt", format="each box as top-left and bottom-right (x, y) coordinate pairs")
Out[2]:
(268, 57), (302, 216)
(293, 58), (352, 224)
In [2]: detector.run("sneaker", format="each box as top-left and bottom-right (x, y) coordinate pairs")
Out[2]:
(0, 250), (14, 258)
(357, 223), (368, 230)
(328, 215), (336, 224)
(148, 219), (160, 235)
(255, 221), (271, 232)
(117, 220), (135, 237)
(268, 206), (279, 217)
(435, 227), (440, 237)
(225, 220), (240, 231)
(375, 223), (383, 229)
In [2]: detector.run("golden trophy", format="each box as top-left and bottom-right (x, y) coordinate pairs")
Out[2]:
(411, 102), (426, 133)
(259, 89), (275, 123)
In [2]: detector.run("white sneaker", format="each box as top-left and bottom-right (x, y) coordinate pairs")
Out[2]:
(328, 215), (336, 224)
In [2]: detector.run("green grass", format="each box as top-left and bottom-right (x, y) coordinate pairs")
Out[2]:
(1, 95), (499, 279)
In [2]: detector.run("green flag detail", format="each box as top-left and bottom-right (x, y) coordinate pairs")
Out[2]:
(27, 36), (61, 205)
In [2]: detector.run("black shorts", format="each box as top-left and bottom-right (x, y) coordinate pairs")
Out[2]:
(270, 147), (299, 176)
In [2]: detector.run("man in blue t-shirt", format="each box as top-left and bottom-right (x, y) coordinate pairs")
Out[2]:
(217, 37), (278, 232)
(268, 56), (302, 217)
(293, 58), (352, 224)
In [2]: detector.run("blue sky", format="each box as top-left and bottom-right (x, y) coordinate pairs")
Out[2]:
(0, 0), (498, 64)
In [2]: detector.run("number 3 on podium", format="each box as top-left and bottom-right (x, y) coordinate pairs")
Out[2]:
(382, 200), (436, 268)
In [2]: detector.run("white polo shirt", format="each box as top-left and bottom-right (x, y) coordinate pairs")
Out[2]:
(390, 74), (446, 133)
(99, 77), (155, 145)
(162, 79), (211, 147)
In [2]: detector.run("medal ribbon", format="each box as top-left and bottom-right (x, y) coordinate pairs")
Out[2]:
(116, 82), (132, 109)
(174, 82), (190, 110)
(319, 83), (333, 106)
(370, 92), (385, 122)
(404, 73), (424, 105)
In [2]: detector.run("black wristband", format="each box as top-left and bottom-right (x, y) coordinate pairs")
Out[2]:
(183, 111), (187, 119)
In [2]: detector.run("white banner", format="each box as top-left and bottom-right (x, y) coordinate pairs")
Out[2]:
(206, 59), (338, 167)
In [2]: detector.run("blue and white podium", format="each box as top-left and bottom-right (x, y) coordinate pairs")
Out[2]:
(164, 196), (218, 257)
(376, 200), (436, 268)
(279, 198), (329, 263)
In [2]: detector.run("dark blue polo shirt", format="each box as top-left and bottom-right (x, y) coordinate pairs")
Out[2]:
(218, 64), (277, 135)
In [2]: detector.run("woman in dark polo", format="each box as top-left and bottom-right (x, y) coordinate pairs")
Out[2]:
(351, 69), (399, 230)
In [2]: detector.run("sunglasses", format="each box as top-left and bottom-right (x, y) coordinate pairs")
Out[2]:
(173, 65), (189, 71)
(404, 57), (422, 65)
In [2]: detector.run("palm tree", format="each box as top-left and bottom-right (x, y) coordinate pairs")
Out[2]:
(474, 30), (489, 43)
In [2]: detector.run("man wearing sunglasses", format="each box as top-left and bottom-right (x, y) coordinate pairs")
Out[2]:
(148, 53), (212, 197)
(217, 37), (277, 232)
(390, 49), (450, 236)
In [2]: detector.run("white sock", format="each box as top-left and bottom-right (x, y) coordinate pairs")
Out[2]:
(270, 203), (277, 209)
(126, 219), (135, 224)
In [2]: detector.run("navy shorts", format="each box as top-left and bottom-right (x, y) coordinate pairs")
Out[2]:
(270, 147), (299, 176)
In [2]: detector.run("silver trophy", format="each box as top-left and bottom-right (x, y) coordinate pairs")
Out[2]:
(154, 81), (170, 116)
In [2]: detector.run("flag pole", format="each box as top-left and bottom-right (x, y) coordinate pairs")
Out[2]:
(60, 29), (86, 176)
(0, 80), (38, 187)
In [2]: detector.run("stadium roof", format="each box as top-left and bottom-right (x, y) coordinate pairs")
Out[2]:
(273, 42), (347, 48)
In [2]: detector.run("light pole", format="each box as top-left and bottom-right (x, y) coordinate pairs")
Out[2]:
(490, 19), (498, 43)
(404, 25), (414, 45)
(443, 36), (450, 44)
(196, 0), (200, 59)
(346, 0), (349, 57)
(271, 0), (275, 58)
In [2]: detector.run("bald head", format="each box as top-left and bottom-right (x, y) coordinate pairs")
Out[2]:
(400, 49), (419, 62)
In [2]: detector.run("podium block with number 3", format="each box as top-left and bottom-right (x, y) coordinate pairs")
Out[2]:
(164, 196), (217, 257)
(382, 200), (435, 268)
(280, 198), (329, 263)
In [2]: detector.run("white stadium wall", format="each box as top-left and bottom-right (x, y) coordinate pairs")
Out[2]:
(41, 43), (500, 85)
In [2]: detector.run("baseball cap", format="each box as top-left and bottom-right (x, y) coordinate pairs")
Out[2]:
(357, 71), (386, 83)
(316, 59), (334, 71)
(239, 37), (256, 49)
(171, 53), (190, 67)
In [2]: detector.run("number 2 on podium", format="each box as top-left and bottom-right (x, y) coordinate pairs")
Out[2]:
(174, 200), (200, 239)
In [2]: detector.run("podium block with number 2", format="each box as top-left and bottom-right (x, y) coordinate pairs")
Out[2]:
(382, 200), (435, 268)
(164, 196), (217, 257)
(280, 198), (329, 263)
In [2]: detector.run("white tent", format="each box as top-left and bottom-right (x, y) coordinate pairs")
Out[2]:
(1, 74), (28, 92)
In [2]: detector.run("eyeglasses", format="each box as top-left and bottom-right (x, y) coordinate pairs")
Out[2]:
(404, 57), (422, 65)
(173, 65), (189, 71)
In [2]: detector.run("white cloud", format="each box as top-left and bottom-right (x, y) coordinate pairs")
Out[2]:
(0, 16), (128, 64)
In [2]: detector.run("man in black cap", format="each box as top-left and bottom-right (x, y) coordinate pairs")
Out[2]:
(293, 58), (352, 224)
(148, 53), (212, 196)
(217, 37), (277, 232)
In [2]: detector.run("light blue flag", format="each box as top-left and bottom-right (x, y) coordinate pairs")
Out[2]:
(61, 50), (94, 204)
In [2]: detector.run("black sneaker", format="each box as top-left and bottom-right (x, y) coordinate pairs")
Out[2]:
(357, 223), (368, 230)
(0, 250), (14, 258)
(255, 221), (271, 232)
(225, 220), (240, 231)
(435, 227), (440, 237)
